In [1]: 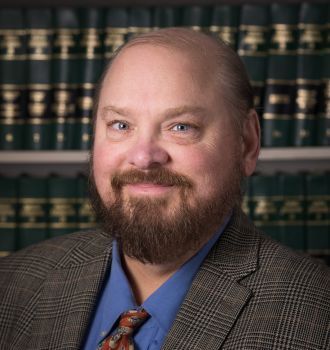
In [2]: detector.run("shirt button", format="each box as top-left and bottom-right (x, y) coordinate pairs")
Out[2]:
(101, 331), (107, 337)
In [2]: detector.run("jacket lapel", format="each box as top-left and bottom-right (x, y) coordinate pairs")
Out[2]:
(162, 209), (259, 350)
(27, 233), (112, 350)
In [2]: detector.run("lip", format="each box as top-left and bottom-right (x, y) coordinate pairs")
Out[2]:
(124, 183), (174, 195)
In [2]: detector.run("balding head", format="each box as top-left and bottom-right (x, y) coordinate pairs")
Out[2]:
(93, 28), (254, 132)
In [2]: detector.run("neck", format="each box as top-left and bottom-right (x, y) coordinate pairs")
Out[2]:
(121, 249), (198, 305)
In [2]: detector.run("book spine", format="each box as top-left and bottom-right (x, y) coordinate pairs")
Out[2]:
(182, 5), (211, 33)
(263, 4), (299, 147)
(52, 8), (80, 150)
(278, 173), (305, 252)
(75, 8), (104, 150)
(0, 177), (18, 256)
(17, 176), (48, 249)
(25, 9), (53, 150)
(318, 5), (330, 146)
(238, 5), (269, 126)
(293, 3), (326, 146)
(0, 9), (26, 150)
(250, 174), (281, 242)
(128, 7), (153, 40)
(48, 176), (78, 238)
(104, 7), (128, 60)
(76, 175), (97, 230)
(305, 172), (329, 264)
(153, 7), (181, 29)
(209, 4), (240, 50)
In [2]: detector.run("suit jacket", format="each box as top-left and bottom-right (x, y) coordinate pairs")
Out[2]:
(0, 209), (329, 350)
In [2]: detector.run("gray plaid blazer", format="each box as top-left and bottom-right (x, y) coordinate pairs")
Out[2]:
(0, 209), (329, 350)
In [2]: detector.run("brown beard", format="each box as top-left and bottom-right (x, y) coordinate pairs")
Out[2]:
(89, 165), (243, 264)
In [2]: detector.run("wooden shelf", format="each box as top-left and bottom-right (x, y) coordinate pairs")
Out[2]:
(0, 148), (329, 176)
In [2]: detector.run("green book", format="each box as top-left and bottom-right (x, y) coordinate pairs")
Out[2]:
(128, 7), (152, 40)
(318, 4), (330, 146)
(241, 176), (251, 218)
(293, 3), (326, 146)
(209, 4), (240, 50)
(24, 9), (53, 150)
(153, 6), (181, 29)
(0, 176), (18, 257)
(182, 6), (211, 33)
(0, 9), (26, 150)
(305, 172), (329, 264)
(52, 8), (80, 150)
(76, 175), (97, 230)
(250, 174), (281, 243)
(237, 5), (269, 125)
(48, 176), (78, 238)
(17, 176), (48, 249)
(104, 7), (128, 60)
(263, 4), (299, 147)
(75, 8), (104, 150)
(278, 173), (305, 252)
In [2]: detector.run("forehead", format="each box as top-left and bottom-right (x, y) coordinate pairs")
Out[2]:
(98, 44), (219, 113)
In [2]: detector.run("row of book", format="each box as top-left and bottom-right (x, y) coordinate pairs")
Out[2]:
(0, 175), (96, 257)
(0, 172), (329, 264)
(243, 171), (330, 265)
(0, 3), (329, 150)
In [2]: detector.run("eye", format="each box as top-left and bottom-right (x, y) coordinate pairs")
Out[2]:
(111, 120), (129, 131)
(172, 123), (191, 132)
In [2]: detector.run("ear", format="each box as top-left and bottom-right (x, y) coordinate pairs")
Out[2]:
(241, 109), (260, 176)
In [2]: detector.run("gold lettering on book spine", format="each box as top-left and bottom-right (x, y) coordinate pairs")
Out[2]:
(81, 29), (102, 59)
(296, 89), (317, 110)
(272, 25), (294, 52)
(269, 94), (290, 104)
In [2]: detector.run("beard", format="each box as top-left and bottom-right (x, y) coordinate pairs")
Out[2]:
(89, 163), (243, 265)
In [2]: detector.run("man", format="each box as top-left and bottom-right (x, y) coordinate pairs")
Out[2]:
(0, 28), (329, 350)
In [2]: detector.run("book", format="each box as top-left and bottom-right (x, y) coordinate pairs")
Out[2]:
(263, 4), (299, 147)
(48, 176), (78, 238)
(182, 5), (211, 33)
(305, 172), (329, 264)
(250, 174), (281, 243)
(238, 4), (269, 125)
(104, 7), (128, 60)
(75, 8), (104, 150)
(76, 175), (97, 230)
(293, 3), (326, 146)
(52, 8), (80, 150)
(209, 4), (240, 50)
(17, 176), (48, 249)
(0, 176), (18, 256)
(278, 173), (305, 252)
(318, 4), (330, 146)
(153, 6), (181, 29)
(24, 9), (53, 150)
(0, 9), (26, 150)
(128, 7), (153, 40)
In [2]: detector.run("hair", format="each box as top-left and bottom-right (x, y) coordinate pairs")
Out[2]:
(92, 27), (254, 135)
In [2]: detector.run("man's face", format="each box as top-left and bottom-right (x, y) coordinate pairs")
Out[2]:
(92, 44), (244, 263)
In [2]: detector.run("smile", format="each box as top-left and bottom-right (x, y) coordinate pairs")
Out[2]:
(124, 183), (174, 195)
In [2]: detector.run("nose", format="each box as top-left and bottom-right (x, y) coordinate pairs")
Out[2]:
(127, 138), (169, 170)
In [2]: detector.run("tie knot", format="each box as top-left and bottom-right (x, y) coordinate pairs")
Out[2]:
(118, 309), (149, 335)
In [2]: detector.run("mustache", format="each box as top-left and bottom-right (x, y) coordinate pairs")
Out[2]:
(111, 168), (194, 190)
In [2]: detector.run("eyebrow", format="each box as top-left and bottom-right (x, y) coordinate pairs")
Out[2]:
(101, 105), (209, 120)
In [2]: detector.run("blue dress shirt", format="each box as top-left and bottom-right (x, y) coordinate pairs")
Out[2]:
(83, 215), (230, 350)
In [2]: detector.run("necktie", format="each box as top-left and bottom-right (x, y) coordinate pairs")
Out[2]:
(98, 309), (149, 350)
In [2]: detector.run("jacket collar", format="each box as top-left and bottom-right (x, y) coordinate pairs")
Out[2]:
(162, 208), (259, 350)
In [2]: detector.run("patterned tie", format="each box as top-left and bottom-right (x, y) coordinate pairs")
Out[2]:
(98, 309), (149, 350)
